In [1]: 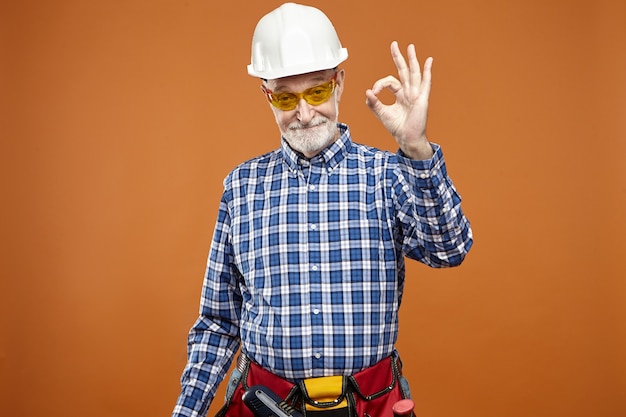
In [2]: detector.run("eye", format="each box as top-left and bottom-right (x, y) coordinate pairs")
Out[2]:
(305, 84), (332, 104)
(310, 87), (326, 97)
(276, 93), (297, 103)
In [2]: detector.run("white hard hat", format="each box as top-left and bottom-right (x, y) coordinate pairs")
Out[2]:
(247, 3), (348, 79)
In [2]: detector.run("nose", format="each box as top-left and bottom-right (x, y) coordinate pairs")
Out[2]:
(295, 98), (316, 124)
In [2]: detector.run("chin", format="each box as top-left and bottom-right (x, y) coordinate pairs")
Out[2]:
(286, 133), (335, 157)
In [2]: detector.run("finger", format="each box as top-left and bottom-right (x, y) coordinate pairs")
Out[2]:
(390, 41), (410, 85)
(419, 57), (434, 98)
(370, 75), (402, 96)
(407, 44), (422, 90)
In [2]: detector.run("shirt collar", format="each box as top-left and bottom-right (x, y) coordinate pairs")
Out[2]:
(281, 123), (352, 173)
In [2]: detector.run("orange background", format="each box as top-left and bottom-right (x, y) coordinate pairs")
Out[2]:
(1, 1), (625, 416)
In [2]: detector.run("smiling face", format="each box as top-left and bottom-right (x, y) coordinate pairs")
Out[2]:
(263, 68), (345, 158)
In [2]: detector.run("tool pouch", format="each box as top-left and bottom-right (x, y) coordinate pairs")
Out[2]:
(216, 358), (299, 417)
(347, 356), (406, 417)
(216, 355), (410, 417)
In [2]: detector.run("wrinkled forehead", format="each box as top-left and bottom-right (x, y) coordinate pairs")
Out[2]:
(264, 68), (335, 92)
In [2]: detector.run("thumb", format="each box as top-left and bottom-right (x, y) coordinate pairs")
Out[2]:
(365, 89), (382, 113)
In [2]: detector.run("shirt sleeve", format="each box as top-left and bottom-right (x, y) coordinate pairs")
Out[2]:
(172, 186), (243, 417)
(393, 143), (473, 267)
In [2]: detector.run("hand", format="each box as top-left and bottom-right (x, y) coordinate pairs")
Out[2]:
(365, 41), (434, 160)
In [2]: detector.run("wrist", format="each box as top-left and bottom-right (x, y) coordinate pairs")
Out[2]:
(400, 139), (434, 160)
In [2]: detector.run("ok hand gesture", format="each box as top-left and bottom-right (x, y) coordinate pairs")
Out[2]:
(365, 41), (434, 160)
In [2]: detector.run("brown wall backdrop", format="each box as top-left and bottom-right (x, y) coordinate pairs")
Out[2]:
(2, 0), (625, 416)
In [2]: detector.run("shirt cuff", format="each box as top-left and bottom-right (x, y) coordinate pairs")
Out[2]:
(396, 143), (447, 188)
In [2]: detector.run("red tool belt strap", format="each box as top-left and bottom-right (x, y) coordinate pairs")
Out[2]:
(216, 355), (407, 417)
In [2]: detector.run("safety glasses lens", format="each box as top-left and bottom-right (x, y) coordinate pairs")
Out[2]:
(268, 80), (335, 111)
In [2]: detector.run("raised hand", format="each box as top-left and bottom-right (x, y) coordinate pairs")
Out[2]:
(365, 41), (434, 160)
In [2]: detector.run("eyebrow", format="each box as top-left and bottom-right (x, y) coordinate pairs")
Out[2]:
(269, 73), (332, 93)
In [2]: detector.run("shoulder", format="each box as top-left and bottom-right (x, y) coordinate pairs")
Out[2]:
(348, 141), (397, 167)
(223, 148), (283, 186)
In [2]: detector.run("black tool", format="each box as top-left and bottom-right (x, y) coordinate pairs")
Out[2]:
(242, 385), (303, 417)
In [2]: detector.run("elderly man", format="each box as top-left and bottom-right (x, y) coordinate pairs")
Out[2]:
(172, 3), (473, 417)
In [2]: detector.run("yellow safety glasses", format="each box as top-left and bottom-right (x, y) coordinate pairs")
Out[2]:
(262, 73), (337, 111)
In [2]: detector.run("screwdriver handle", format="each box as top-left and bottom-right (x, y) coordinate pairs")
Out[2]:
(392, 399), (415, 417)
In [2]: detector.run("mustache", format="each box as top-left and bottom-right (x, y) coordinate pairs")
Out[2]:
(288, 117), (329, 130)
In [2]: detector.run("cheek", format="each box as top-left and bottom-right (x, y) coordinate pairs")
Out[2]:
(319, 99), (339, 120)
(272, 108), (297, 128)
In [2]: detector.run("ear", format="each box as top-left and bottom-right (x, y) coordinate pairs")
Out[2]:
(260, 84), (271, 103)
(334, 68), (346, 102)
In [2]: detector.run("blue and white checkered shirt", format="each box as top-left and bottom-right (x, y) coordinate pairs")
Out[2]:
(173, 123), (472, 416)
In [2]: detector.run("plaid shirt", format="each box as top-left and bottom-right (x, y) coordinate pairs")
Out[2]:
(173, 123), (472, 416)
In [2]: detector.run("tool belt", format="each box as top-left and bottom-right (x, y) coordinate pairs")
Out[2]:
(215, 354), (409, 417)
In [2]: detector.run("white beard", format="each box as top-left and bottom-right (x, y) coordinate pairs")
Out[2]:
(282, 116), (337, 157)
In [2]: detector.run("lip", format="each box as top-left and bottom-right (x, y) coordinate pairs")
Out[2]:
(292, 121), (325, 130)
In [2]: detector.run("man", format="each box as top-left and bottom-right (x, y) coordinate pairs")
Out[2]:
(172, 3), (473, 417)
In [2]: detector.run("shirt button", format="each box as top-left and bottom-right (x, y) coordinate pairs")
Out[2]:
(419, 173), (428, 179)
(311, 265), (318, 271)
(310, 224), (317, 230)
(314, 353), (321, 359)
(313, 308), (320, 314)
(309, 185), (316, 191)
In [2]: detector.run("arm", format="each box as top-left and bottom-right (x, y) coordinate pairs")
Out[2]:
(393, 146), (473, 267)
(369, 41), (472, 265)
(172, 191), (243, 417)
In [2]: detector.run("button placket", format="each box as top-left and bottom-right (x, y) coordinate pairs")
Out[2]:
(305, 161), (327, 369)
